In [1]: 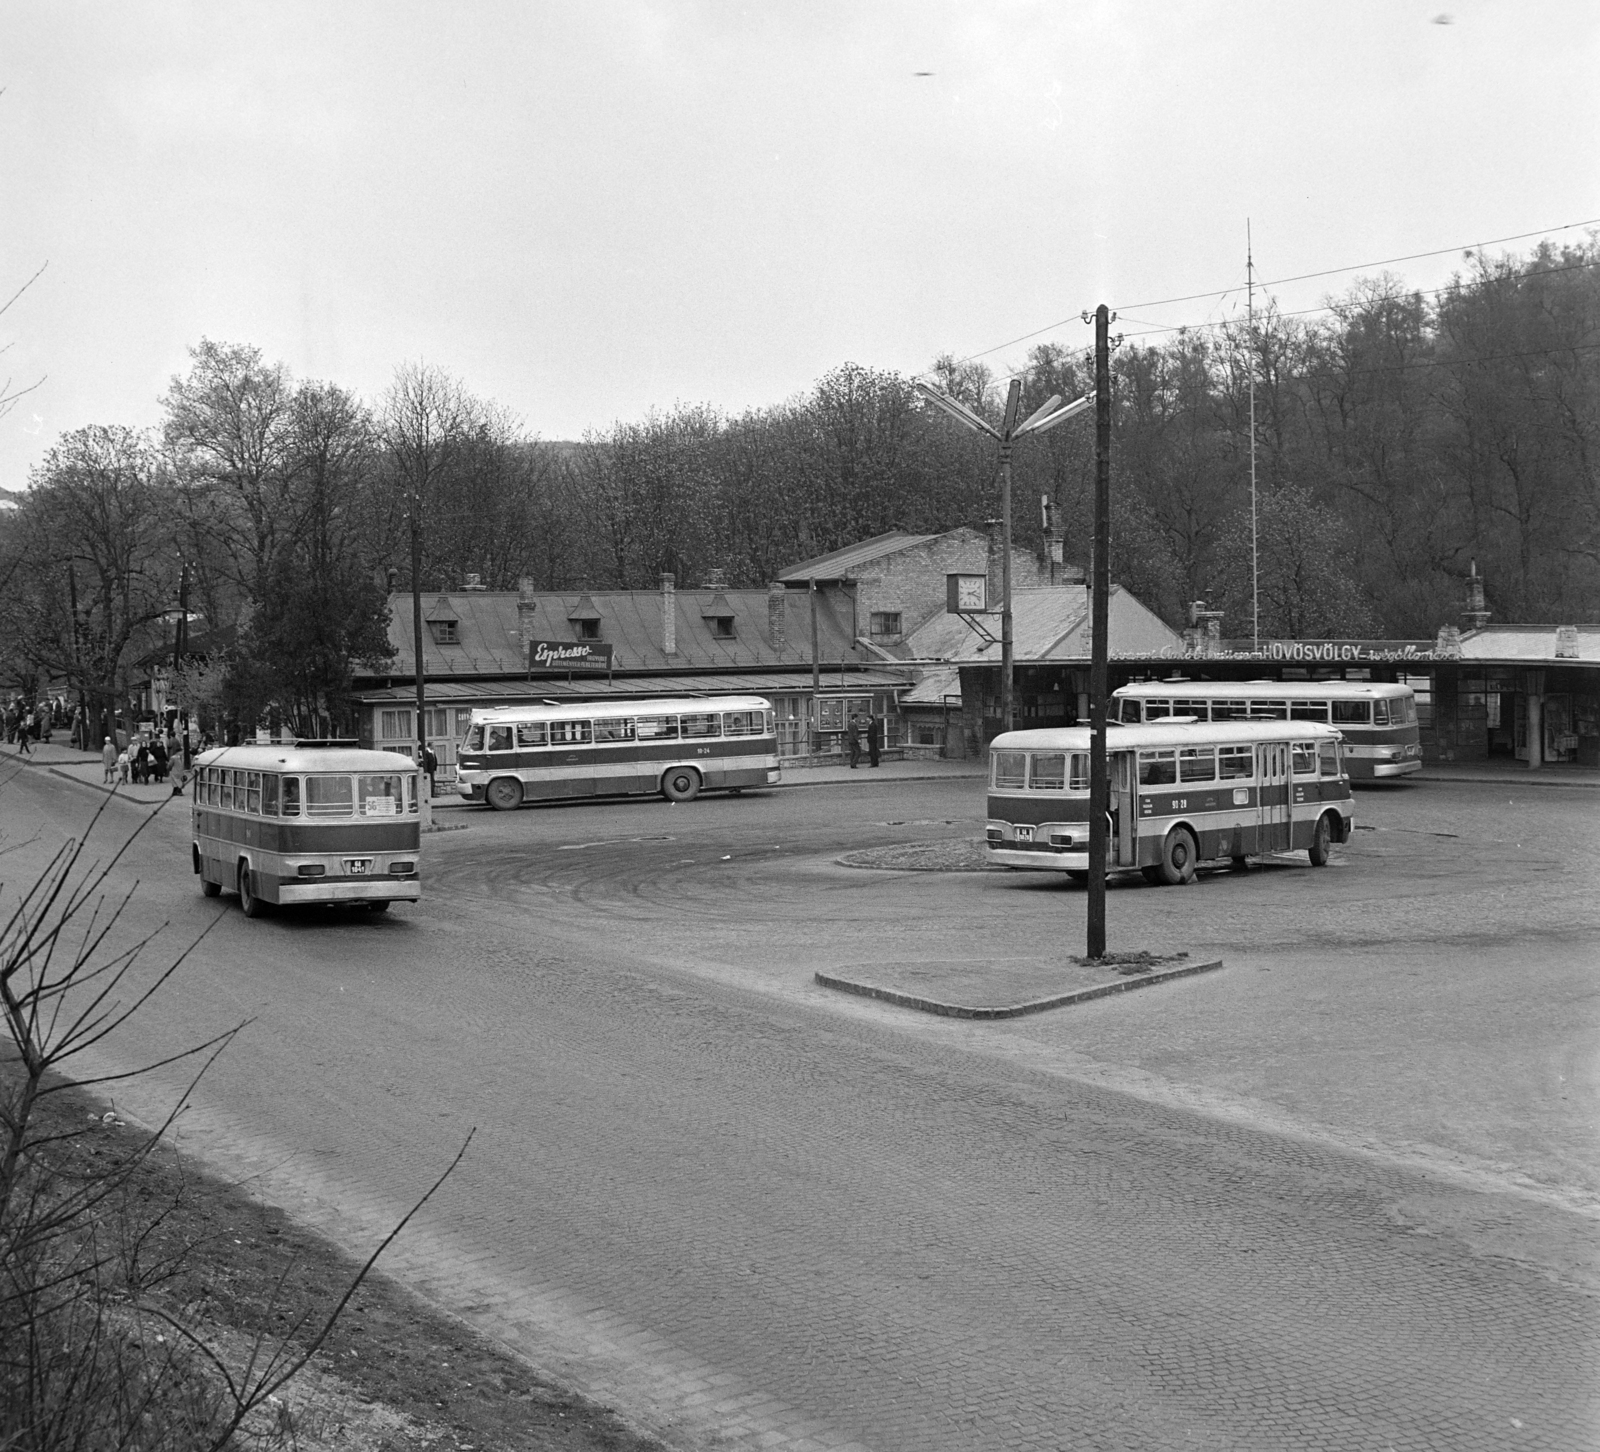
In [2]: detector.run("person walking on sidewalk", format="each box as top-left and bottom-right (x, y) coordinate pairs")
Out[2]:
(102, 737), (117, 783)
(16, 716), (32, 756)
(845, 714), (863, 769)
(867, 713), (881, 768)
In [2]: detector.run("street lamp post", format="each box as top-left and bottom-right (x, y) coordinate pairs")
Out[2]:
(915, 379), (1094, 735)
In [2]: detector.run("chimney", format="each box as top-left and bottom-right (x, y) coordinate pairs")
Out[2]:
(1463, 560), (1491, 631)
(517, 577), (537, 647)
(702, 566), (727, 590)
(767, 582), (786, 650)
(661, 572), (676, 655)
(463, 572), (486, 591)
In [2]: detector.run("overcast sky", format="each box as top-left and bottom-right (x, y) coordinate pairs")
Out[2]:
(3, 1), (1596, 488)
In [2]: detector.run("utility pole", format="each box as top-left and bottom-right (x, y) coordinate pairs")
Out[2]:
(809, 576), (821, 753)
(409, 505), (433, 828)
(1248, 219), (1259, 652)
(1087, 304), (1113, 960)
(997, 377), (1022, 734)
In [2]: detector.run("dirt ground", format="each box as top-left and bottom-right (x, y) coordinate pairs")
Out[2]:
(23, 1073), (668, 1452)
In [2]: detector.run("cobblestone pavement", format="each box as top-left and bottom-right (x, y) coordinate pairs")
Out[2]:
(6, 768), (1596, 1451)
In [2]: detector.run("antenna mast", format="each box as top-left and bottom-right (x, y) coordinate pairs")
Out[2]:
(1248, 219), (1259, 651)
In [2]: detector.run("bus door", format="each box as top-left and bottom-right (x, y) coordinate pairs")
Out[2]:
(1257, 742), (1291, 853)
(1109, 751), (1137, 866)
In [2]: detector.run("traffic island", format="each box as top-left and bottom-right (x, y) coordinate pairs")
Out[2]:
(815, 951), (1224, 1018)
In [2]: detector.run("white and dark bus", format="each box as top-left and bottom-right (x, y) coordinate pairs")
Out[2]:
(986, 719), (1355, 884)
(454, 696), (781, 810)
(191, 743), (422, 916)
(1112, 679), (1422, 780)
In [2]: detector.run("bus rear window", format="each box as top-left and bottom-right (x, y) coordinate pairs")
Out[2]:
(282, 777), (301, 816)
(1138, 750), (1177, 786)
(1029, 753), (1066, 789)
(358, 774), (404, 816)
(1332, 700), (1372, 725)
(992, 751), (1026, 789)
(306, 774), (354, 817)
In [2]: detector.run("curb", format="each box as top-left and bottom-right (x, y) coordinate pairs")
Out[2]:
(814, 956), (1226, 1019)
(45, 767), (177, 806)
(1417, 772), (1600, 790)
(771, 771), (986, 791)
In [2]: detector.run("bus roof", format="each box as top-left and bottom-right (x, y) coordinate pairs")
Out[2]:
(1114, 679), (1410, 699)
(195, 745), (418, 773)
(468, 695), (772, 722)
(992, 721), (1343, 751)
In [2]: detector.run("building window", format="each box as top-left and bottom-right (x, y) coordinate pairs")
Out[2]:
(574, 618), (600, 640)
(711, 616), (735, 638)
(870, 612), (902, 637)
(379, 709), (413, 740)
(428, 619), (459, 644)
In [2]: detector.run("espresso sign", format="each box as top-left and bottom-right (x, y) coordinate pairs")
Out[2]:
(529, 639), (613, 671)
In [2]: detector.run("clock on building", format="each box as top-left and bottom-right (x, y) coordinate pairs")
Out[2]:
(947, 573), (987, 614)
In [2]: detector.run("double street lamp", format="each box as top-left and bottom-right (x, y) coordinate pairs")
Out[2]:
(913, 378), (1093, 733)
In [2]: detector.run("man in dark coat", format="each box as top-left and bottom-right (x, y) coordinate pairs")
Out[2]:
(845, 715), (862, 768)
(867, 714), (881, 768)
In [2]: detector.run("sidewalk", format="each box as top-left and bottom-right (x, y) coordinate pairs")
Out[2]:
(0, 740), (185, 805)
(1412, 759), (1600, 789)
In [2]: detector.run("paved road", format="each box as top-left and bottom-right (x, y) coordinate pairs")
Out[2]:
(3, 764), (1596, 1450)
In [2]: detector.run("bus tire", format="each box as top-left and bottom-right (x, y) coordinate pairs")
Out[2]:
(1308, 812), (1334, 867)
(238, 862), (267, 918)
(1156, 827), (1197, 886)
(1065, 870), (1089, 885)
(367, 900), (391, 914)
(661, 767), (701, 803)
(485, 776), (523, 811)
(1231, 855), (1250, 872)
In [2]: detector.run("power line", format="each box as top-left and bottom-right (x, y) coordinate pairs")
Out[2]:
(932, 216), (1600, 373)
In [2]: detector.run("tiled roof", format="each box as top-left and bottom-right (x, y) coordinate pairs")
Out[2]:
(777, 531), (938, 583)
(901, 586), (1185, 664)
(366, 587), (870, 681)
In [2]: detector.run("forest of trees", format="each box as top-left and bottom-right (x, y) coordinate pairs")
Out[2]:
(1, 238), (1595, 734)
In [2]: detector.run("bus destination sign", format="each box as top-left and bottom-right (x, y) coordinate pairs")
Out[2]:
(529, 639), (614, 671)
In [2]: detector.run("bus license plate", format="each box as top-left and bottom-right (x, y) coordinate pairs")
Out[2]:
(1014, 826), (1034, 843)
(344, 858), (372, 875)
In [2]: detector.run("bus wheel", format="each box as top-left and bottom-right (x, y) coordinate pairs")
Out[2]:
(661, 767), (701, 803)
(1230, 855), (1250, 872)
(238, 862), (267, 918)
(1308, 813), (1334, 867)
(367, 900), (391, 914)
(1065, 870), (1089, 885)
(485, 776), (523, 811)
(1156, 827), (1197, 886)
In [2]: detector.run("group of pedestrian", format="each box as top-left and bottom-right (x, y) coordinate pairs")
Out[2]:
(99, 729), (181, 786)
(4, 699), (55, 753)
(844, 712), (881, 769)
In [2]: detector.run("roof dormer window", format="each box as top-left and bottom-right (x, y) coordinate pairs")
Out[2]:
(428, 619), (459, 645)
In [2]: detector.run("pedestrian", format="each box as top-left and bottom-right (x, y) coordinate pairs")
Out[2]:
(132, 739), (149, 784)
(116, 747), (130, 784)
(421, 742), (438, 799)
(16, 717), (32, 756)
(845, 714), (862, 768)
(867, 713), (881, 768)
(151, 737), (169, 783)
(102, 736), (117, 783)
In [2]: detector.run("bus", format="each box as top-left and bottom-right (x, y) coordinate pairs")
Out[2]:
(986, 720), (1354, 884)
(1112, 679), (1422, 780)
(191, 742), (423, 916)
(454, 696), (782, 810)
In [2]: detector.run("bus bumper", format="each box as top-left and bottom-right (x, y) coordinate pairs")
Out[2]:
(276, 880), (423, 904)
(987, 845), (1085, 872)
(457, 782), (484, 801)
(1370, 758), (1423, 778)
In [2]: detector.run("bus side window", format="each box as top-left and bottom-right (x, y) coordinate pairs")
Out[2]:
(219, 770), (234, 811)
(594, 718), (636, 742)
(1068, 753), (1089, 790)
(246, 771), (262, 814)
(1114, 699), (1141, 723)
(1144, 699), (1174, 720)
(721, 711), (760, 737)
(680, 713), (720, 739)
(1249, 700), (1288, 720)
(262, 774), (279, 816)
(488, 725), (515, 752)
(1291, 743), (1317, 776)
(1211, 699), (1249, 721)
(207, 768), (221, 807)
(1138, 750), (1177, 785)
(550, 720), (592, 745)
(463, 724), (484, 751)
(1331, 700), (1371, 725)
(635, 715), (679, 740)
(1179, 747), (1216, 782)
(516, 722), (547, 748)
(1318, 740), (1340, 777)
(1292, 701), (1330, 722)
(407, 774), (420, 813)
(992, 751), (1026, 789)
(1218, 747), (1253, 780)
(282, 776), (301, 816)
(1173, 699), (1210, 720)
